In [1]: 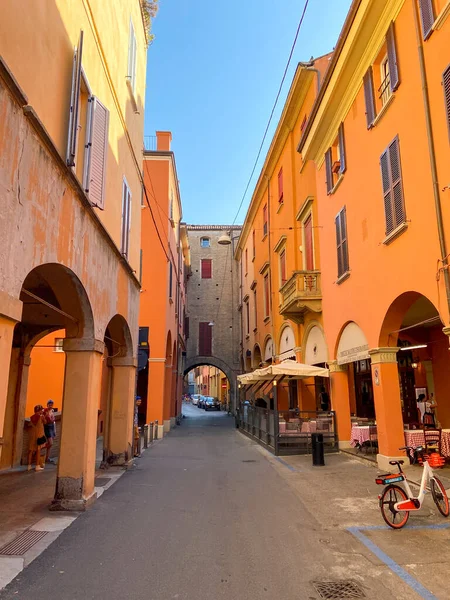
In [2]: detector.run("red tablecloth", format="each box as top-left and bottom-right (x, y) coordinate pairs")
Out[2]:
(301, 421), (317, 434)
(350, 425), (377, 447)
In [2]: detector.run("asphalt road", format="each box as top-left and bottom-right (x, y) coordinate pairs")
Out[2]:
(0, 404), (420, 599)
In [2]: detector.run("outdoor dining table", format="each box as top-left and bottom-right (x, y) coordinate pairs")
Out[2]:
(300, 421), (317, 434)
(350, 424), (378, 448)
(403, 429), (450, 459)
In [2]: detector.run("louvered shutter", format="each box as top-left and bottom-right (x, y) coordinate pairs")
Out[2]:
(121, 180), (131, 257)
(84, 97), (109, 209)
(201, 259), (212, 279)
(363, 68), (376, 128)
(443, 66), (450, 137)
(67, 30), (84, 167)
(386, 22), (400, 91)
(325, 148), (333, 194)
(380, 150), (394, 234)
(389, 137), (405, 229)
(338, 123), (346, 174)
(418, 0), (435, 40)
(335, 213), (343, 277)
(340, 207), (349, 274)
(199, 322), (212, 356)
(128, 20), (137, 94)
(278, 168), (284, 202)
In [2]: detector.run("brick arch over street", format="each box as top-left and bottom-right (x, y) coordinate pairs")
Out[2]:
(184, 355), (237, 408)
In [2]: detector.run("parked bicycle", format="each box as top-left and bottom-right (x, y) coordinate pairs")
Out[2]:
(376, 445), (449, 529)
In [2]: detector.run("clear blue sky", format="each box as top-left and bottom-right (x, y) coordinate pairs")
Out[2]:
(144, 0), (352, 225)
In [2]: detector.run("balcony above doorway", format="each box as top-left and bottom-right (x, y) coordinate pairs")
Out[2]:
(279, 270), (322, 323)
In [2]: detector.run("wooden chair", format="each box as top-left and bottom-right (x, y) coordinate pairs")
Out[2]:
(423, 428), (442, 454)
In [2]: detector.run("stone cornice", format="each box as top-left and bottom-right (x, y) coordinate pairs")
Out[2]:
(368, 347), (399, 364)
(328, 360), (348, 373)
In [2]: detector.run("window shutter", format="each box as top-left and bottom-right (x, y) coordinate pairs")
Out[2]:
(185, 316), (189, 339)
(128, 20), (137, 93)
(278, 168), (284, 202)
(443, 66), (450, 137)
(335, 213), (343, 277)
(169, 262), (173, 298)
(380, 150), (394, 234)
(201, 259), (212, 279)
(84, 97), (109, 209)
(338, 123), (346, 174)
(325, 148), (333, 194)
(121, 180), (131, 257)
(199, 322), (212, 356)
(340, 207), (349, 274)
(389, 137), (405, 229)
(386, 22), (400, 92)
(418, 0), (435, 40)
(67, 30), (84, 167)
(363, 67), (376, 128)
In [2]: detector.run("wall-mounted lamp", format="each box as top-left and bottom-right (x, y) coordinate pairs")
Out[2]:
(208, 321), (214, 326)
(238, 383), (242, 389)
(411, 362), (418, 369)
(273, 380), (278, 387)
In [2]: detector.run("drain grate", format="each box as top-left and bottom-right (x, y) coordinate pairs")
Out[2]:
(0, 530), (48, 556)
(94, 477), (111, 487)
(312, 580), (365, 599)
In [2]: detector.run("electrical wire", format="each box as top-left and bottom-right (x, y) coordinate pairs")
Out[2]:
(231, 0), (310, 226)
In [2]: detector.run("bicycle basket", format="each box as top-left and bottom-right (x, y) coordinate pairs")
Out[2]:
(375, 473), (405, 485)
(426, 453), (445, 468)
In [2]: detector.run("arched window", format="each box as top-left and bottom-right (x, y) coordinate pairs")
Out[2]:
(200, 237), (210, 248)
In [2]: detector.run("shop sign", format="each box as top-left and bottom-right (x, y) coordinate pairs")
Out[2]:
(337, 344), (369, 365)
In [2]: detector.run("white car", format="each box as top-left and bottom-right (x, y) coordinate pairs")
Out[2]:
(192, 394), (201, 406)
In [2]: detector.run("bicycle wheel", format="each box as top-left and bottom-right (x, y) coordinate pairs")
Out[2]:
(430, 477), (449, 517)
(380, 484), (410, 529)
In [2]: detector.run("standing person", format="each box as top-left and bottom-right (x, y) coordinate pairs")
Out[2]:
(134, 397), (141, 457)
(43, 399), (56, 463)
(319, 386), (330, 412)
(417, 393), (435, 427)
(27, 405), (46, 471)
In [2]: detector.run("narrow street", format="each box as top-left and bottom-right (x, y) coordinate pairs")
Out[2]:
(2, 405), (448, 600)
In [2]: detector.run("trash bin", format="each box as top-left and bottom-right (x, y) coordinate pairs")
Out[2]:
(311, 433), (325, 466)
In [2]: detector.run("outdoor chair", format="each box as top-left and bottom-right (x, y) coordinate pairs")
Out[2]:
(423, 428), (442, 455)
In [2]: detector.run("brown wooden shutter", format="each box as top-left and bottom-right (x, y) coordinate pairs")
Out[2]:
(443, 66), (450, 138)
(67, 30), (84, 167)
(201, 258), (212, 279)
(121, 180), (131, 257)
(338, 123), (346, 174)
(85, 97), (109, 209)
(335, 208), (349, 277)
(325, 148), (333, 194)
(199, 322), (212, 356)
(304, 215), (313, 270)
(278, 168), (284, 202)
(335, 213), (343, 277)
(418, 0), (435, 40)
(363, 67), (376, 128)
(185, 316), (189, 339)
(386, 22), (400, 92)
(380, 137), (405, 235)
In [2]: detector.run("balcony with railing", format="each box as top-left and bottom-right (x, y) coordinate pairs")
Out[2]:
(144, 135), (157, 151)
(279, 271), (322, 323)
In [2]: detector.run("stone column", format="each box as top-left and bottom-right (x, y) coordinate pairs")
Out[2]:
(329, 361), (351, 448)
(0, 295), (22, 464)
(368, 347), (405, 471)
(52, 338), (104, 511)
(106, 356), (136, 465)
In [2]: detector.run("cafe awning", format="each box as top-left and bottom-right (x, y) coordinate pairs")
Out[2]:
(238, 360), (329, 384)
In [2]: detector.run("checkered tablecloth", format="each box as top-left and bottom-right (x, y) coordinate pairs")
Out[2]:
(301, 421), (317, 434)
(350, 425), (377, 447)
(403, 430), (450, 459)
(441, 430), (450, 457)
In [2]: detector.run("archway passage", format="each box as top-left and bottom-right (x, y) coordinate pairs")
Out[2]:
(184, 355), (237, 414)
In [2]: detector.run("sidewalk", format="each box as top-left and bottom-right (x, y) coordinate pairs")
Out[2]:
(259, 448), (450, 599)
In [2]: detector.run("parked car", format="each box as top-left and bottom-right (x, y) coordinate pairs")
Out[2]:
(192, 394), (201, 406)
(198, 396), (206, 409)
(204, 397), (221, 411)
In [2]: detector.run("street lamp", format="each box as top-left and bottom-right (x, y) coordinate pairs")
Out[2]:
(218, 231), (232, 245)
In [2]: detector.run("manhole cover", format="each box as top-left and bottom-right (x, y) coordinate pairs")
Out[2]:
(0, 530), (48, 556)
(94, 477), (111, 487)
(312, 580), (365, 599)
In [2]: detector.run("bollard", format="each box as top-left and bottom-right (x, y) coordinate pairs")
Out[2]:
(311, 433), (325, 466)
(154, 420), (159, 440)
(150, 422), (154, 443)
(143, 425), (148, 449)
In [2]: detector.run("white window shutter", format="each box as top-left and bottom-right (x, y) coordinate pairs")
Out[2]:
(66, 30), (84, 166)
(128, 20), (137, 94)
(84, 97), (109, 209)
(121, 179), (132, 258)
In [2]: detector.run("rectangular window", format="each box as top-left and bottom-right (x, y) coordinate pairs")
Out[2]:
(201, 258), (212, 279)
(278, 168), (284, 203)
(263, 204), (268, 237)
(253, 288), (257, 331)
(443, 66), (450, 138)
(335, 207), (349, 278)
(325, 123), (346, 193)
(380, 136), (405, 236)
(121, 179), (132, 258)
(169, 261), (173, 299)
(199, 322), (212, 356)
(245, 249), (248, 275)
(127, 19), (137, 95)
(280, 249), (287, 286)
(54, 338), (64, 353)
(245, 300), (250, 335)
(263, 273), (270, 318)
(418, 0), (435, 39)
(139, 249), (143, 283)
(304, 214), (314, 270)
(252, 230), (256, 259)
(184, 316), (190, 339)
(200, 237), (210, 248)
(67, 31), (84, 167)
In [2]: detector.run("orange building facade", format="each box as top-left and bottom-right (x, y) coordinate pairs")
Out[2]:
(236, 56), (331, 414)
(0, 0), (149, 509)
(238, 0), (450, 470)
(140, 132), (190, 436)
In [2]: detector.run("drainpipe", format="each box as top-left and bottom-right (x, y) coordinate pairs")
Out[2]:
(266, 176), (276, 364)
(412, 0), (450, 318)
